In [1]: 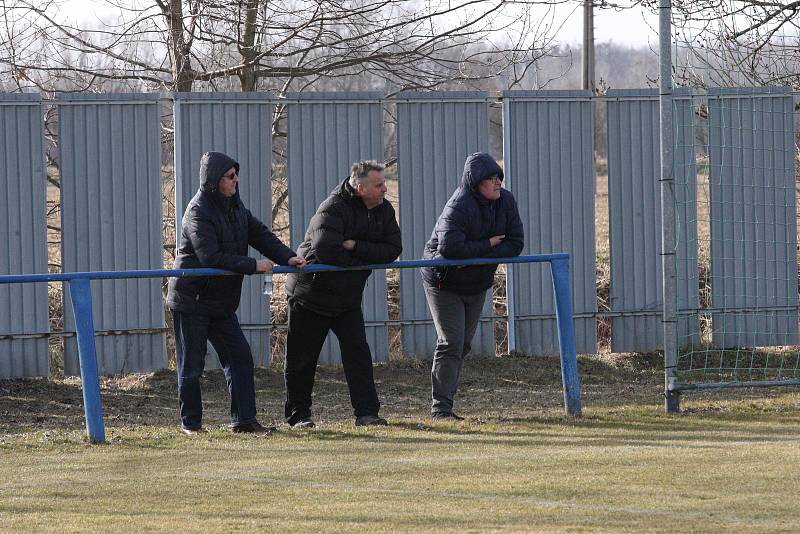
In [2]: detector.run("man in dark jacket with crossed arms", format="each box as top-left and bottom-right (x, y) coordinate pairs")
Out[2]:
(167, 151), (305, 435)
(284, 160), (402, 428)
(421, 152), (524, 420)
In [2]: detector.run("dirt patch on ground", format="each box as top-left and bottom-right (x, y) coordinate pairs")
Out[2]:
(1, 353), (794, 434)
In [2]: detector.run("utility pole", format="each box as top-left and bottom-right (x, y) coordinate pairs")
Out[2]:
(658, 0), (679, 413)
(582, 0), (595, 92)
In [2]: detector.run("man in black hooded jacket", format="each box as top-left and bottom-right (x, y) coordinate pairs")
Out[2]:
(166, 151), (306, 435)
(284, 160), (402, 428)
(421, 152), (524, 420)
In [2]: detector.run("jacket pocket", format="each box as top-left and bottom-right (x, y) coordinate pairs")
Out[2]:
(175, 277), (205, 301)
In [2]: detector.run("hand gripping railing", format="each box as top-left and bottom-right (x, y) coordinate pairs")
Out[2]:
(0, 253), (581, 443)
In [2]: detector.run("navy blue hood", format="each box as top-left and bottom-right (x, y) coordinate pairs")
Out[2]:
(199, 151), (240, 193)
(461, 152), (504, 193)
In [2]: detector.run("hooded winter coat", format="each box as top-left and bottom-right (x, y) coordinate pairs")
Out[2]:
(421, 152), (524, 295)
(166, 151), (296, 318)
(285, 177), (402, 316)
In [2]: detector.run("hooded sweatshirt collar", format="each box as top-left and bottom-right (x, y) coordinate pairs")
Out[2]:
(198, 151), (241, 210)
(460, 152), (504, 205)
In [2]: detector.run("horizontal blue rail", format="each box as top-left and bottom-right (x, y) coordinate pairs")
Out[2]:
(0, 254), (581, 442)
(0, 254), (569, 283)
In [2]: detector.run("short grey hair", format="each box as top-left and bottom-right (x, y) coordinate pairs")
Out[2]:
(349, 160), (384, 188)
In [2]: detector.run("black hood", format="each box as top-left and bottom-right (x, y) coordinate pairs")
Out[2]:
(199, 151), (240, 193)
(461, 152), (504, 193)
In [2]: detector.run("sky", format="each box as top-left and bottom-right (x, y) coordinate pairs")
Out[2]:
(61, 0), (660, 48)
(576, 5), (659, 47)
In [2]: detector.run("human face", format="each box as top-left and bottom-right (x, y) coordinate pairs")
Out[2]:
(357, 170), (387, 209)
(478, 174), (502, 201)
(218, 167), (238, 197)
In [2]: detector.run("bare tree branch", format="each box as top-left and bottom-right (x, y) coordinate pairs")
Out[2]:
(0, 0), (564, 93)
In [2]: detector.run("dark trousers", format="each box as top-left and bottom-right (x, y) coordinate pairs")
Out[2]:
(284, 301), (380, 424)
(172, 311), (257, 429)
(424, 286), (487, 414)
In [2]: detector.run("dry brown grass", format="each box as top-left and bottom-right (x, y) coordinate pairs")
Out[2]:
(161, 167), (177, 368)
(595, 168), (611, 352)
(46, 179), (64, 375)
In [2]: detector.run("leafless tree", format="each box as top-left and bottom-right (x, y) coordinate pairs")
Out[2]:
(635, 0), (800, 89)
(0, 0), (572, 95)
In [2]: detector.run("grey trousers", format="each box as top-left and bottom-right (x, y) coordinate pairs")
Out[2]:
(424, 285), (487, 414)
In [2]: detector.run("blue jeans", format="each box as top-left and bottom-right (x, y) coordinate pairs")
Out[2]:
(172, 311), (257, 429)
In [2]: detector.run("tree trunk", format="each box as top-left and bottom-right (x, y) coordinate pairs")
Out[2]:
(166, 0), (193, 92)
(238, 0), (260, 91)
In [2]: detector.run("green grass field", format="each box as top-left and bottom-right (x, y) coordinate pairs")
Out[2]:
(1, 354), (799, 532)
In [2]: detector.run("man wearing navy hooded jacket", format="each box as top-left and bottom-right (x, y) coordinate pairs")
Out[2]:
(167, 151), (306, 435)
(421, 152), (524, 420)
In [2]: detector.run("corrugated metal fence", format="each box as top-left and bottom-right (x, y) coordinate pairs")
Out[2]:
(0, 88), (797, 377)
(0, 94), (49, 378)
(503, 90), (597, 355)
(58, 94), (166, 375)
(605, 89), (700, 352)
(707, 87), (798, 347)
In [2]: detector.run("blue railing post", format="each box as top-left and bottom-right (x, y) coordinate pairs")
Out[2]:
(68, 278), (106, 443)
(550, 258), (582, 417)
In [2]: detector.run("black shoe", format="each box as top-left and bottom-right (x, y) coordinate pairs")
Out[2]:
(355, 415), (388, 426)
(230, 421), (277, 434)
(432, 412), (465, 421)
(180, 425), (205, 436)
(291, 418), (315, 429)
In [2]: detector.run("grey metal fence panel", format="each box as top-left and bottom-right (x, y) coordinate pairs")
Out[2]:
(396, 92), (494, 358)
(607, 90), (661, 351)
(0, 94), (49, 378)
(174, 93), (275, 368)
(606, 89), (699, 352)
(59, 93), (166, 375)
(708, 87), (798, 347)
(674, 92), (701, 351)
(502, 90), (596, 355)
(286, 92), (387, 364)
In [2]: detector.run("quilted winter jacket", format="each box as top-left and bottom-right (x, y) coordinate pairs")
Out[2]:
(421, 152), (524, 295)
(285, 177), (402, 315)
(166, 151), (296, 318)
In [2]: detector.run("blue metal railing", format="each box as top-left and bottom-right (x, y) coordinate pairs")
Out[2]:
(0, 254), (581, 442)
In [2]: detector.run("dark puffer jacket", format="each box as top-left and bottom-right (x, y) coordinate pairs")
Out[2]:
(285, 178), (402, 316)
(421, 152), (524, 295)
(166, 151), (296, 318)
